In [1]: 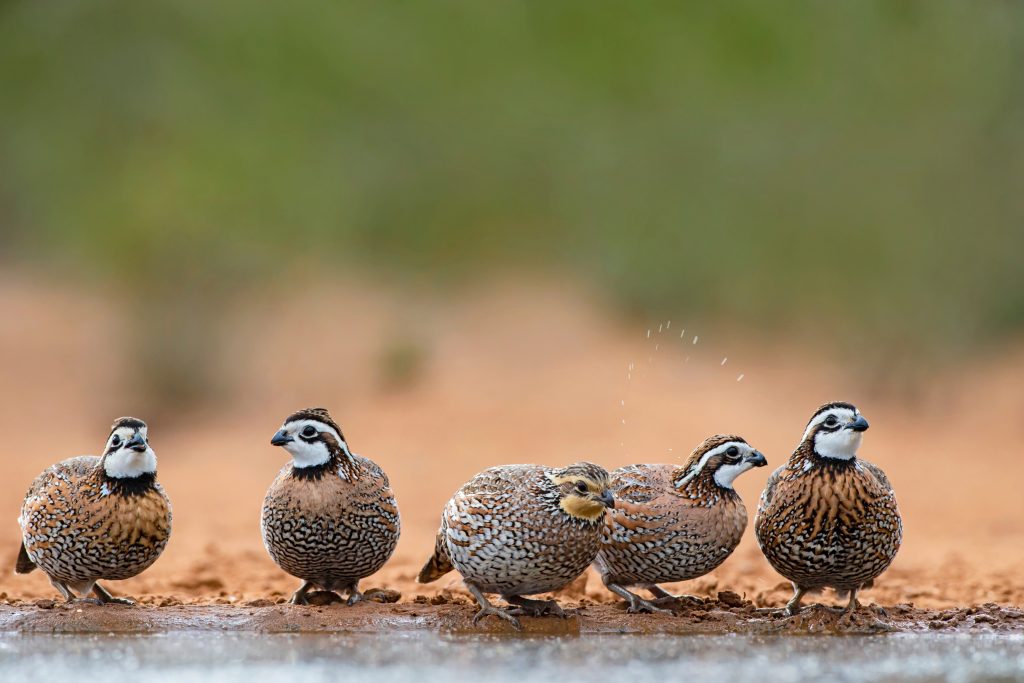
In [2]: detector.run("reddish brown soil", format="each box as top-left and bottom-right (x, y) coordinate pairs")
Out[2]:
(2, 273), (1023, 631)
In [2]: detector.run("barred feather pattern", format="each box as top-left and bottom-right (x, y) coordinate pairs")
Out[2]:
(424, 464), (607, 596)
(755, 446), (902, 591)
(261, 453), (400, 591)
(596, 463), (748, 586)
(18, 456), (172, 583)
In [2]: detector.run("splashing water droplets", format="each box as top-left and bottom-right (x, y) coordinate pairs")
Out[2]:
(721, 357), (728, 366)
(737, 374), (745, 382)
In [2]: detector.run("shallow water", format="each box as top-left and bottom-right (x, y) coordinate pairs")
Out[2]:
(1, 632), (1022, 683)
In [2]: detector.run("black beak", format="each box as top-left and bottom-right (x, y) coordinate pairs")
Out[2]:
(271, 429), (294, 447)
(125, 433), (147, 452)
(746, 450), (768, 467)
(599, 490), (615, 509)
(846, 415), (870, 432)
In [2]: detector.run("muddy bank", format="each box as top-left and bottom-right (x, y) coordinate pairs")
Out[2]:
(3, 599), (1024, 636)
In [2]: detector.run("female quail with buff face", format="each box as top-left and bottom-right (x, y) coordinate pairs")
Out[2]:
(417, 462), (614, 630)
(16, 417), (172, 604)
(262, 407), (400, 605)
(755, 402), (902, 615)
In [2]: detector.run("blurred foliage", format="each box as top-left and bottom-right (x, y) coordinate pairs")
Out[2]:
(1, 1), (1023, 408)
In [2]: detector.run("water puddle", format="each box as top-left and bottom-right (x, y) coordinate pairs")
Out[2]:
(1, 632), (1022, 682)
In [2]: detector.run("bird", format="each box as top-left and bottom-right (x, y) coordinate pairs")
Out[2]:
(16, 417), (172, 605)
(417, 462), (615, 630)
(595, 435), (767, 613)
(261, 407), (400, 605)
(755, 401), (902, 616)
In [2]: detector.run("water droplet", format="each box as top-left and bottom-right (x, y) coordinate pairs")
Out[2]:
(721, 357), (728, 366)
(621, 419), (627, 425)
(693, 335), (699, 345)
(666, 320), (671, 329)
(658, 323), (663, 333)
(620, 399), (625, 407)
(646, 329), (651, 339)
(679, 329), (686, 338)
(737, 374), (745, 382)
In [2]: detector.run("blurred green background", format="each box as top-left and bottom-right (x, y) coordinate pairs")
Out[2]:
(1, 1), (1022, 407)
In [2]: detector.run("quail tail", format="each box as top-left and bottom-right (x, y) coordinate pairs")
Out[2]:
(15, 542), (36, 574)
(416, 531), (454, 584)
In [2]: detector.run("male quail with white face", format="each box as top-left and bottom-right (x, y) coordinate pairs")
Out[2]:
(596, 435), (767, 613)
(755, 402), (902, 615)
(262, 407), (400, 605)
(17, 417), (172, 604)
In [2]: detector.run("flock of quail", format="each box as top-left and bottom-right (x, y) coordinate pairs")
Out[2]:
(16, 401), (902, 629)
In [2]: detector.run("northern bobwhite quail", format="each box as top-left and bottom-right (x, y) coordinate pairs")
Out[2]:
(417, 462), (614, 629)
(17, 417), (172, 604)
(596, 435), (766, 613)
(755, 402), (901, 615)
(262, 407), (400, 605)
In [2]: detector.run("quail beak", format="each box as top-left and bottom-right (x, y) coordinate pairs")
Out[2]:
(599, 490), (615, 509)
(270, 429), (294, 447)
(746, 450), (768, 467)
(846, 415), (870, 432)
(125, 433), (148, 452)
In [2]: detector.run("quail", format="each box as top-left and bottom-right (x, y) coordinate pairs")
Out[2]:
(417, 462), (614, 629)
(16, 417), (172, 604)
(596, 435), (767, 613)
(755, 402), (902, 616)
(262, 407), (400, 605)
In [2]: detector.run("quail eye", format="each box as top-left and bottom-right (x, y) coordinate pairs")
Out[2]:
(301, 426), (317, 438)
(825, 415), (838, 427)
(575, 481), (588, 494)
(110, 435), (122, 448)
(726, 446), (740, 458)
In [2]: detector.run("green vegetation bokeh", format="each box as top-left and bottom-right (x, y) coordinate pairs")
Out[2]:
(1, 2), (1022, 405)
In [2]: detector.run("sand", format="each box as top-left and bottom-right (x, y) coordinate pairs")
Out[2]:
(1, 274), (1023, 631)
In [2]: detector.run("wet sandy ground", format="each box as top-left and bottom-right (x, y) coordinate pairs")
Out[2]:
(4, 599), (1024, 635)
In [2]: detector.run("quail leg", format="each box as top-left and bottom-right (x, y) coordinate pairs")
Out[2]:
(50, 578), (102, 606)
(505, 595), (566, 618)
(842, 589), (860, 615)
(93, 583), (135, 605)
(782, 584), (808, 616)
(344, 581), (363, 606)
(289, 580), (316, 605)
(465, 582), (522, 630)
(603, 578), (673, 614)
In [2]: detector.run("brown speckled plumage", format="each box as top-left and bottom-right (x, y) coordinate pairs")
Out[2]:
(17, 418), (171, 604)
(755, 402), (901, 615)
(418, 462), (614, 629)
(596, 435), (766, 612)
(261, 408), (400, 604)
